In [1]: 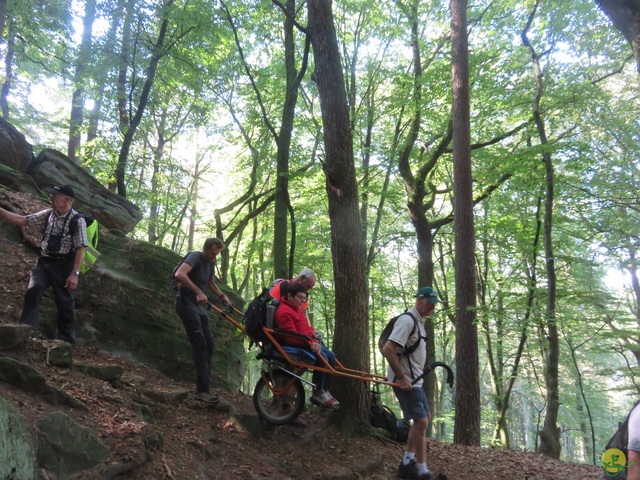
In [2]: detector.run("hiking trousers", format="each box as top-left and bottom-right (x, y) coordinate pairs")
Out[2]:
(175, 296), (214, 393)
(20, 256), (76, 344)
(313, 346), (336, 392)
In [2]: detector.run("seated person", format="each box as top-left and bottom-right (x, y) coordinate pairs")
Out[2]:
(274, 282), (340, 410)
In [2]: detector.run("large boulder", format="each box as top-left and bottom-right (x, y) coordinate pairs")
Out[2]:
(73, 231), (246, 391)
(37, 411), (110, 478)
(0, 118), (142, 233)
(0, 118), (34, 173)
(0, 394), (37, 480)
(30, 149), (143, 233)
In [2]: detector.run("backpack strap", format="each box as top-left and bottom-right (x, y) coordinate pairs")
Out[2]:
(402, 311), (423, 355)
(42, 209), (73, 239)
(398, 311), (424, 381)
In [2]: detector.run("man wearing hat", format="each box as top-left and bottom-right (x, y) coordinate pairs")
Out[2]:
(0, 184), (87, 344)
(381, 286), (440, 480)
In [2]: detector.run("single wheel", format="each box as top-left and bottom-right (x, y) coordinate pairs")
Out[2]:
(253, 370), (305, 425)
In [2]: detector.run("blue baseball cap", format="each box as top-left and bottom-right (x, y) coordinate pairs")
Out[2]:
(416, 286), (440, 303)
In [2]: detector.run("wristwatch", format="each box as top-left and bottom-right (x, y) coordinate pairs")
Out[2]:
(73, 270), (80, 275)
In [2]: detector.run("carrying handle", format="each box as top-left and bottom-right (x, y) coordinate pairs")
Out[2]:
(411, 361), (455, 388)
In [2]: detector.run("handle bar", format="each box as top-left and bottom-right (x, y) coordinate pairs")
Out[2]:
(411, 361), (455, 388)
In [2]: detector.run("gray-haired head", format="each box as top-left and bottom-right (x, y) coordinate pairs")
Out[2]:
(295, 268), (316, 291)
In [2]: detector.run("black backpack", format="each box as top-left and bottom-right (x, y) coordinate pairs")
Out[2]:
(370, 389), (410, 443)
(243, 287), (274, 342)
(170, 252), (204, 291)
(602, 400), (640, 479)
(378, 311), (421, 355)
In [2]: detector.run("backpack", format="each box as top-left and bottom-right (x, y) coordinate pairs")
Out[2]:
(243, 287), (274, 342)
(44, 210), (100, 273)
(170, 253), (189, 291)
(602, 400), (640, 479)
(170, 252), (205, 291)
(370, 389), (410, 443)
(378, 311), (421, 355)
(70, 213), (99, 273)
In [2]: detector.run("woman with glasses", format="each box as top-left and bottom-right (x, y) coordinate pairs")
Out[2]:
(274, 282), (340, 410)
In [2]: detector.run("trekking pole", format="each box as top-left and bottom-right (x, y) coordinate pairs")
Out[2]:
(411, 361), (454, 388)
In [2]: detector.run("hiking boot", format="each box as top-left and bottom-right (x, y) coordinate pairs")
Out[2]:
(397, 459), (418, 479)
(195, 391), (220, 404)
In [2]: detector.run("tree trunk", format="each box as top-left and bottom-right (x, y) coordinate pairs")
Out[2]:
(68, 0), (96, 164)
(0, 0), (6, 42)
(451, 0), (480, 447)
(594, 0), (640, 79)
(308, 0), (370, 429)
(115, 0), (174, 198)
(1, 26), (15, 119)
(522, 0), (561, 459)
(491, 196), (542, 447)
(148, 122), (167, 244)
(273, 0), (307, 279)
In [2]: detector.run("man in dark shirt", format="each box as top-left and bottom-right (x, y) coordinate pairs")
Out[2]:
(174, 237), (231, 404)
(0, 184), (87, 344)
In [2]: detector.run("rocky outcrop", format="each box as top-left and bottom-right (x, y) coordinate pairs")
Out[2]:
(0, 324), (32, 350)
(0, 120), (249, 478)
(0, 118), (142, 233)
(0, 118), (34, 173)
(31, 149), (142, 233)
(0, 394), (37, 480)
(37, 411), (110, 479)
(0, 355), (87, 410)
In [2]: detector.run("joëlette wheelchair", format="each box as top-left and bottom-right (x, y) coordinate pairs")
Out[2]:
(209, 302), (454, 425)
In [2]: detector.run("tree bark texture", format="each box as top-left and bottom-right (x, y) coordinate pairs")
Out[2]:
(594, 0), (640, 78)
(308, 0), (370, 427)
(451, 0), (481, 447)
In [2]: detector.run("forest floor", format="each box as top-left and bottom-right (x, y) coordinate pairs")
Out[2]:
(0, 342), (605, 480)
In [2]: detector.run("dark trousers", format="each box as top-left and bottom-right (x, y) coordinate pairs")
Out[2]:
(20, 256), (76, 344)
(176, 296), (214, 393)
(313, 346), (336, 392)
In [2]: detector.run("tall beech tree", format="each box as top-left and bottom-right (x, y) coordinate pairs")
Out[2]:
(521, 0), (561, 459)
(451, 0), (480, 447)
(308, 0), (370, 427)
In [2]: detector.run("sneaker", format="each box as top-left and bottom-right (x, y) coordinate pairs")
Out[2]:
(323, 394), (340, 410)
(417, 473), (432, 480)
(397, 459), (418, 479)
(195, 391), (220, 404)
(311, 391), (341, 410)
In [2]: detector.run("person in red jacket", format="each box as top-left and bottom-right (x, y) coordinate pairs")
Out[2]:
(274, 282), (339, 410)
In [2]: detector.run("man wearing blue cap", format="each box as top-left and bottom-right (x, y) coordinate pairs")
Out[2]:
(0, 184), (87, 344)
(381, 286), (440, 480)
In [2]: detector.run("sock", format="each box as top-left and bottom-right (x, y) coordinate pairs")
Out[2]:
(417, 462), (429, 474)
(402, 452), (415, 465)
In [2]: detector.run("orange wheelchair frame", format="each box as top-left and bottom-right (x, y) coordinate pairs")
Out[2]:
(209, 303), (454, 425)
